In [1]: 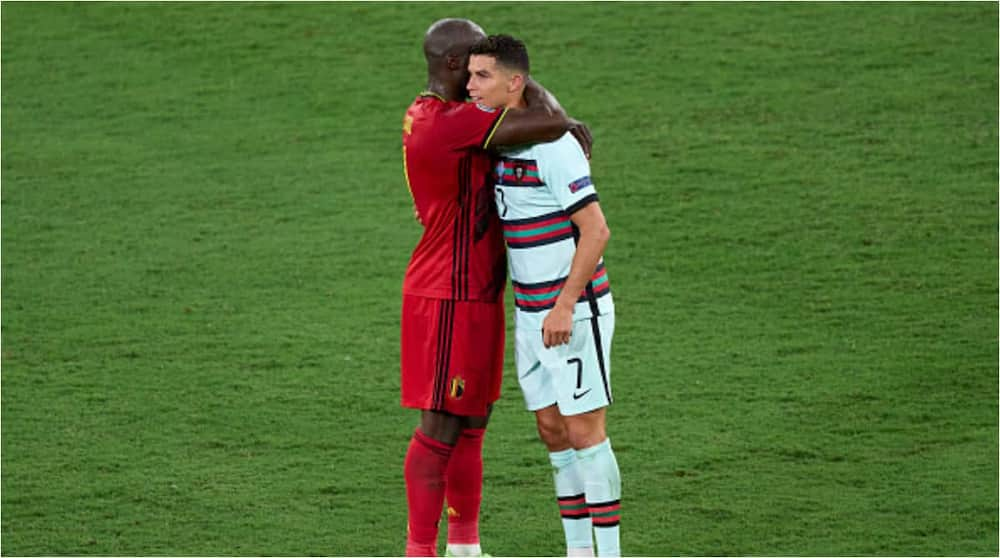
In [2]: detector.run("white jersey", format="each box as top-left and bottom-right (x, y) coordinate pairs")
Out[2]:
(494, 132), (613, 326)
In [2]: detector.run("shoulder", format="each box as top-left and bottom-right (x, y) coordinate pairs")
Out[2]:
(537, 132), (587, 161)
(443, 100), (501, 118)
(533, 133), (589, 175)
(501, 134), (586, 166)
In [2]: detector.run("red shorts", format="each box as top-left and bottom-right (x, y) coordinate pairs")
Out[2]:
(401, 294), (505, 416)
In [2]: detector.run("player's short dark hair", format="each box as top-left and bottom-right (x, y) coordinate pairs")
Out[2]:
(469, 34), (530, 74)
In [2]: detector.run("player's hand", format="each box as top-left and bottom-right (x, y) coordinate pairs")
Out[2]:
(568, 118), (593, 159)
(542, 305), (573, 348)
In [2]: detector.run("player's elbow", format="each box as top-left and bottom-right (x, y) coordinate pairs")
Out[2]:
(597, 222), (611, 245)
(578, 219), (610, 246)
(533, 108), (570, 141)
(540, 115), (570, 141)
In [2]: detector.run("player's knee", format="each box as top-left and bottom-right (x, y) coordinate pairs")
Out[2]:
(567, 430), (605, 450)
(535, 415), (570, 451)
(565, 416), (607, 450)
(463, 404), (493, 430)
(420, 410), (464, 445)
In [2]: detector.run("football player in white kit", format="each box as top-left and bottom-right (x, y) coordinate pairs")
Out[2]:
(468, 35), (621, 558)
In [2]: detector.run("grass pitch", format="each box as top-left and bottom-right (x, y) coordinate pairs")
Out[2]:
(2, 2), (997, 556)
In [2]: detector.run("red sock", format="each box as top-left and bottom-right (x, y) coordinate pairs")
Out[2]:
(405, 429), (454, 557)
(445, 428), (485, 545)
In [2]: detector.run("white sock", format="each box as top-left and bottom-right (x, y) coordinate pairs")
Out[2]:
(445, 543), (482, 556)
(550, 448), (594, 554)
(577, 439), (621, 557)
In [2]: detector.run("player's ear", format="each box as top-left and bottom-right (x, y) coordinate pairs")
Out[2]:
(509, 72), (525, 93)
(446, 54), (463, 71)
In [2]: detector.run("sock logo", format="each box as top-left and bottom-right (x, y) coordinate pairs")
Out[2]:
(447, 506), (460, 518)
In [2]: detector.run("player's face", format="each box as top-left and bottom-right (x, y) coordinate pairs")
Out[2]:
(453, 38), (482, 97)
(467, 55), (517, 109)
(457, 52), (474, 97)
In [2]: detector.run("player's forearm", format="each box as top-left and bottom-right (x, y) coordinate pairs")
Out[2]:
(523, 78), (566, 117)
(520, 79), (593, 158)
(554, 224), (610, 311)
(490, 106), (569, 147)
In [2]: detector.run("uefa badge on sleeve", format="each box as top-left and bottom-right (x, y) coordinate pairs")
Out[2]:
(569, 175), (593, 193)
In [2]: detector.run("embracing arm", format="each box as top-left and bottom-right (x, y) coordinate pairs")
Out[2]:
(488, 79), (593, 157)
(488, 105), (569, 147)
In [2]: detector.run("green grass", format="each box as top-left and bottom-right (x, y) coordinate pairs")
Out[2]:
(2, 2), (997, 556)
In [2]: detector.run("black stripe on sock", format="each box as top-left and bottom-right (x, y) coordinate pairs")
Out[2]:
(557, 493), (587, 502)
(587, 499), (621, 508)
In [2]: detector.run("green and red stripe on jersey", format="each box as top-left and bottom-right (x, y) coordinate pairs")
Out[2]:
(502, 211), (574, 249)
(495, 158), (544, 187)
(512, 263), (611, 312)
(557, 494), (589, 520)
(589, 499), (621, 528)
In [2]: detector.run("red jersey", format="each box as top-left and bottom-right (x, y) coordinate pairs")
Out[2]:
(402, 92), (509, 302)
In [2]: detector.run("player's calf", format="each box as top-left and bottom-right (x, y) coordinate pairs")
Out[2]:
(576, 438), (621, 557)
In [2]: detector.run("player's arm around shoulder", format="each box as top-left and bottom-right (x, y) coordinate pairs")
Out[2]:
(488, 80), (593, 156)
(548, 131), (590, 164)
(488, 105), (568, 148)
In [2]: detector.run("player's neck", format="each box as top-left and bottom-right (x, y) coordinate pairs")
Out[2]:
(508, 92), (528, 110)
(424, 77), (465, 102)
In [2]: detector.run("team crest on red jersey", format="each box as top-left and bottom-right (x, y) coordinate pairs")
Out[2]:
(449, 377), (466, 399)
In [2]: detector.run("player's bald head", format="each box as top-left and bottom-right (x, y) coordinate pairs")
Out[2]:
(423, 18), (486, 62)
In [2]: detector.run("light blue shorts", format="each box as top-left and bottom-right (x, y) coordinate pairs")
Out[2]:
(514, 312), (614, 416)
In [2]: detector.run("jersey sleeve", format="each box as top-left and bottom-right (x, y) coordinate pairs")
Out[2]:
(441, 102), (510, 151)
(539, 134), (599, 215)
